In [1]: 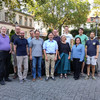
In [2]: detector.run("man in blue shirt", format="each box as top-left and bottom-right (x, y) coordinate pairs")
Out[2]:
(14, 31), (28, 83)
(43, 32), (58, 81)
(85, 32), (99, 80)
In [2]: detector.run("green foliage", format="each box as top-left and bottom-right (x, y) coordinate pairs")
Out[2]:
(25, 0), (90, 29)
(9, 29), (15, 40)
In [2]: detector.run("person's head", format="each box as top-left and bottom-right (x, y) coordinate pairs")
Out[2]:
(90, 32), (95, 39)
(64, 26), (69, 33)
(53, 29), (59, 37)
(30, 30), (34, 38)
(15, 26), (20, 35)
(75, 37), (81, 45)
(79, 28), (84, 35)
(1, 26), (7, 35)
(34, 30), (40, 39)
(20, 31), (25, 38)
(48, 32), (54, 40)
(61, 35), (66, 42)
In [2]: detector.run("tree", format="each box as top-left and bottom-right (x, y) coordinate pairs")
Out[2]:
(9, 29), (15, 40)
(24, 0), (90, 32)
(93, 0), (100, 16)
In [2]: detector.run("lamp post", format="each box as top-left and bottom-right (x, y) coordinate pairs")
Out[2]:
(15, 21), (18, 27)
(95, 15), (99, 38)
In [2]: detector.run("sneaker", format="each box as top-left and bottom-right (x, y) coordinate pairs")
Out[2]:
(51, 76), (56, 81)
(32, 78), (36, 82)
(19, 80), (23, 84)
(39, 77), (42, 80)
(92, 76), (96, 80)
(85, 76), (89, 80)
(23, 78), (27, 81)
(45, 77), (49, 81)
(81, 73), (86, 77)
(13, 73), (18, 79)
(0, 80), (5, 85)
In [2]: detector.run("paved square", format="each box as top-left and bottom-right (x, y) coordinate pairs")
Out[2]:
(0, 74), (100, 100)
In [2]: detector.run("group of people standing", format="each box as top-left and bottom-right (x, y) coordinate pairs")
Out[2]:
(0, 25), (99, 85)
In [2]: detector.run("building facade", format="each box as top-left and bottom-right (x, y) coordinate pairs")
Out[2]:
(0, 9), (34, 38)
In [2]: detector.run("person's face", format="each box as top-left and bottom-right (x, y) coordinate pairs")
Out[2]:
(1, 27), (7, 34)
(90, 33), (95, 39)
(65, 27), (69, 32)
(35, 31), (40, 38)
(30, 31), (34, 38)
(20, 32), (25, 38)
(48, 33), (54, 40)
(76, 38), (81, 44)
(61, 36), (66, 42)
(53, 30), (58, 36)
(79, 29), (83, 35)
(15, 27), (20, 34)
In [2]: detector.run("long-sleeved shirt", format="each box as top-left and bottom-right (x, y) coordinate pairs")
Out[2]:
(71, 44), (85, 62)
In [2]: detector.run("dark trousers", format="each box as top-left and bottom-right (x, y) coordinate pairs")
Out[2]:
(0, 51), (11, 81)
(73, 58), (82, 79)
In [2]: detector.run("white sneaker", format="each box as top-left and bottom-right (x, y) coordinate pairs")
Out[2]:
(19, 80), (23, 84)
(92, 76), (96, 80)
(85, 76), (89, 80)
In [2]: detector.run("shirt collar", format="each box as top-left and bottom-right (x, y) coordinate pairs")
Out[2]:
(48, 39), (54, 42)
(0, 33), (7, 38)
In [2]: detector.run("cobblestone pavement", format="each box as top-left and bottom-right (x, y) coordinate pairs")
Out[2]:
(0, 74), (100, 100)
(0, 47), (99, 100)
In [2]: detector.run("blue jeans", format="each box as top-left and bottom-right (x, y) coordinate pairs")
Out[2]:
(32, 56), (42, 78)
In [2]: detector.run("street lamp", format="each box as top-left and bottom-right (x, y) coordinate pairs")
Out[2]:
(15, 21), (18, 27)
(95, 15), (99, 37)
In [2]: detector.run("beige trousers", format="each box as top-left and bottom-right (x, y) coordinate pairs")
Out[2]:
(45, 54), (55, 77)
(17, 56), (28, 80)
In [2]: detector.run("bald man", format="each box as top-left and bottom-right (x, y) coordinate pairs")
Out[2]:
(10, 26), (20, 79)
(14, 31), (28, 83)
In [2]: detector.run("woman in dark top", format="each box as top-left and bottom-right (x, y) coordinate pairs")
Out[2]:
(55, 35), (71, 78)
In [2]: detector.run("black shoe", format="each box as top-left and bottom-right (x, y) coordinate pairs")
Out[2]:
(74, 78), (79, 80)
(51, 77), (56, 81)
(45, 77), (49, 81)
(0, 80), (5, 85)
(5, 78), (12, 82)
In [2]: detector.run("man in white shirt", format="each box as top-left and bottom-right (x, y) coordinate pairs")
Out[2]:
(63, 26), (73, 48)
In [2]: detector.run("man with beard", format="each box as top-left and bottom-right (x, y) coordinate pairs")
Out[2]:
(85, 32), (99, 80)
(14, 31), (28, 83)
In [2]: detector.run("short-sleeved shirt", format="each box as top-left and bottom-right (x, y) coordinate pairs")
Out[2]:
(0, 34), (10, 51)
(75, 34), (88, 46)
(14, 38), (28, 56)
(43, 39), (58, 53)
(11, 34), (19, 43)
(59, 41), (71, 55)
(30, 37), (44, 57)
(63, 33), (73, 45)
(86, 39), (99, 56)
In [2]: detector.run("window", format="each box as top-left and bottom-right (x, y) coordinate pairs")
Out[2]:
(29, 19), (32, 27)
(24, 17), (27, 26)
(25, 31), (27, 38)
(5, 12), (8, 22)
(13, 15), (16, 23)
(19, 15), (22, 25)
